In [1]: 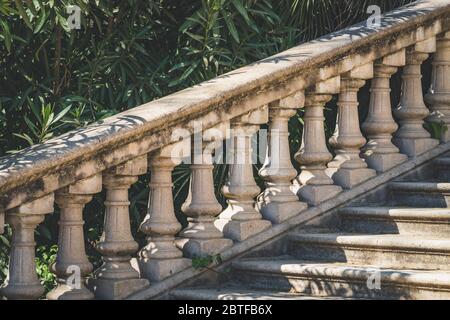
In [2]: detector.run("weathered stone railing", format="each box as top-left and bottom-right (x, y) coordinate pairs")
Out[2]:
(1, 0), (450, 300)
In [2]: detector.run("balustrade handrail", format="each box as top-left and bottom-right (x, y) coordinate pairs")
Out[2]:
(0, 0), (449, 211)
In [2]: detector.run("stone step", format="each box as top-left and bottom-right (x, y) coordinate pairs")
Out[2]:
(170, 288), (354, 300)
(339, 207), (450, 235)
(435, 158), (450, 181)
(390, 182), (450, 207)
(232, 258), (450, 299)
(288, 233), (450, 269)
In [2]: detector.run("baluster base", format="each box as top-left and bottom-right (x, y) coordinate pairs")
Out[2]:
(47, 281), (94, 300)
(363, 152), (408, 173)
(138, 257), (191, 282)
(0, 282), (44, 300)
(326, 167), (376, 189)
(295, 184), (342, 206)
(393, 137), (439, 157)
(258, 201), (308, 224)
(176, 238), (233, 258)
(214, 217), (271, 242)
(88, 277), (149, 300)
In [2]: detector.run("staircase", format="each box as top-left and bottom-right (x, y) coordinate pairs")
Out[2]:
(171, 157), (450, 300)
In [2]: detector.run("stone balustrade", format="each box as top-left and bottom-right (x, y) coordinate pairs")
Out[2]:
(1, 0), (450, 300)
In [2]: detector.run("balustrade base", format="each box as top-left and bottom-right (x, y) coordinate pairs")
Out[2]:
(296, 184), (342, 206)
(326, 167), (377, 189)
(258, 201), (308, 224)
(47, 282), (94, 300)
(88, 277), (149, 300)
(363, 152), (408, 172)
(138, 257), (191, 282)
(393, 137), (439, 157)
(215, 219), (271, 242)
(176, 238), (233, 258)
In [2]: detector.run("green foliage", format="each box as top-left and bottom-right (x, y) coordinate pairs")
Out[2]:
(425, 121), (448, 140)
(192, 254), (223, 269)
(0, 0), (416, 290)
(36, 245), (58, 293)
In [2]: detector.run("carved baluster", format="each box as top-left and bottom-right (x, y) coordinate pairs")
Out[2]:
(215, 108), (271, 242)
(0, 194), (54, 300)
(327, 64), (376, 189)
(294, 77), (342, 205)
(362, 50), (408, 172)
(91, 156), (149, 300)
(139, 145), (190, 282)
(425, 32), (450, 142)
(47, 174), (102, 300)
(257, 93), (308, 223)
(177, 124), (233, 258)
(394, 38), (439, 156)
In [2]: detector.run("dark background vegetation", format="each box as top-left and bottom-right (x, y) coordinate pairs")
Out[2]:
(0, 0), (417, 293)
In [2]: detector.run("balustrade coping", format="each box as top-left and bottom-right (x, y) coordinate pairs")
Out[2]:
(0, 0), (449, 210)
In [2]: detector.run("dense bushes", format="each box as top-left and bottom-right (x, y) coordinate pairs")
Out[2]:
(0, 0), (415, 292)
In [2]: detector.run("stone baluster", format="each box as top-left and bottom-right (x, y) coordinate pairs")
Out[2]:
(91, 156), (149, 300)
(139, 144), (190, 282)
(257, 93), (308, 223)
(177, 124), (233, 258)
(294, 76), (342, 205)
(361, 50), (408, 172)
(47, 174), (102, 300)
(215, 108), (271, 242)
(0, 194), (54, 300)
(425, 32), (450, 142)
(327, 64), (376, 189)
(394, 38), (439, 156)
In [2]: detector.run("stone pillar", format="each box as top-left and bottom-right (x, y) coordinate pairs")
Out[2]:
(257, 92), (308, 223)
(215, 108), (271, 242)
(47, 174), (102, 300)
(91, 156), (149, 300)
(362, 50), (408, 172)
(139, 145), (190, 282)
(327, 64), (377, 189)
(0, 194), (54, 300)
(394, 38), (439, 156)
(294, 76), (342, 205)
(177, 125), (233, 258)
(425, 32), (450, 142)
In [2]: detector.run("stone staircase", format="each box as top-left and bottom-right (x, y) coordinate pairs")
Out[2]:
(171, 157), (450, 300)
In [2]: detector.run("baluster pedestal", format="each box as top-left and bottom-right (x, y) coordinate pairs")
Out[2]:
(327, 64), (377, 189)
(362, 50), (408, 172)
(0, 194), (54, 300)
(177, 125), (233, 258)
(139, 145), (190, 282)
(90, 156), (149, 300)
(258, 93), (308, 223)
(47, 175), (102, 300)
(295, 77), (343, 205)
(215, 108), (271, 242)
(394, 38), (439, 156)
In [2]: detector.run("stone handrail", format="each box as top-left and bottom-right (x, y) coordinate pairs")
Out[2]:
(1, 0), (450, 300)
